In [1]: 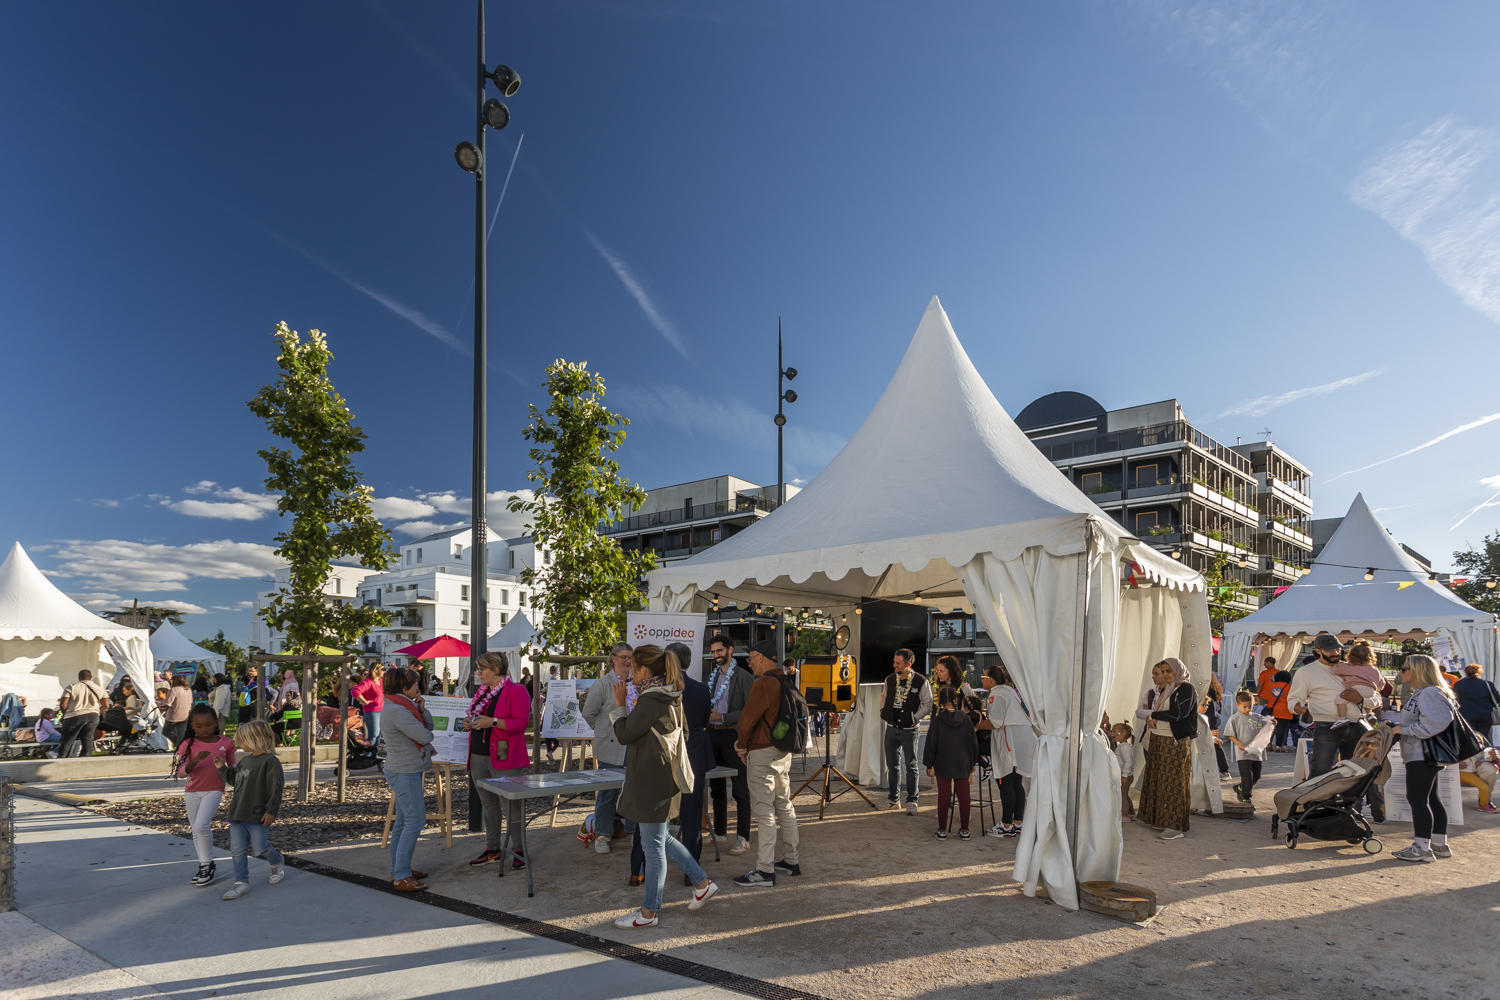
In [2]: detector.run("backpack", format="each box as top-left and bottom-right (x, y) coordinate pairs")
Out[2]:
(651, 700), (696, 794)
(770, 676), (811, 753)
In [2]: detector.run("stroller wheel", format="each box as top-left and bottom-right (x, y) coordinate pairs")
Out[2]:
(1363, 838), (1382, 854)
(1285, 832), (1298, 849)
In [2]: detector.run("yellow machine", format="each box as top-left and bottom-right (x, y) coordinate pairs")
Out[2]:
(797, 654), (856, 712)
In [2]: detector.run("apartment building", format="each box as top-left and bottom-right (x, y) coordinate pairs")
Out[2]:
(604, 475), (801, 566)
(251, 526), (546, 667)
(249, 564), (378, 656)
(1015, 392), (1316, 613)
(1228, 441), (1315, 589)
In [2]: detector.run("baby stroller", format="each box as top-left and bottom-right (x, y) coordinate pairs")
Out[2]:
(1271, 723), (1394, 854)
(101, 707), (171, 754)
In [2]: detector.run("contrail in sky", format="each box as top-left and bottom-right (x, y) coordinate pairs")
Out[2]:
(1218, 369), (1384, 418)
(584, 230), (690, 359)
(1327, 412), (1500, 482)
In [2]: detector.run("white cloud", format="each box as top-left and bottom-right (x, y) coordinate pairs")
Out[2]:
(391, 519), (466, 538)
(371, 496), (437, 520)
(1483, 475), (1500, 490)
(46, 539), (285, 592)
(1328, 411), (1500, 483)
(212, 601), (257, 612)
(161, 483), (280, 521)
(1352, 116), (1500, 326)
(1218, 369), (1384, 418)
(583, 230), (690, 359)
(153, 600), (210, 615)
(68, 591), (124, 611)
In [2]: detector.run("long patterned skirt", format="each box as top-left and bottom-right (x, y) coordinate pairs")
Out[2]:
(1138, 731), (1191, 833)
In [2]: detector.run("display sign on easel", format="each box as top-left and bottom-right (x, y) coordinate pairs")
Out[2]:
(1385, 747), (1464, 826)
(626, 611), (709, 681)
(541, 679), (593, 739)
(424, 695), (473, 765)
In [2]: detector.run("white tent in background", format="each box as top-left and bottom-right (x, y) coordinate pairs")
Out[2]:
(649, 297), (1210, 909)
(459, 611), (542, 689)
(0, 542), (157, 716)
(149, 620), (226, 675)
(1221, 494), (1500, 685)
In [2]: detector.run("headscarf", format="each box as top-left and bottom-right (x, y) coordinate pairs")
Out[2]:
(281, 670), (298, 690)
(1155, 657), (1191, 708)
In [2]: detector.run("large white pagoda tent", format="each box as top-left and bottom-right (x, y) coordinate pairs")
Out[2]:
(149, 620), (227, 675)
(1221, 494), (1499, 685)
(648, 298), (1212, 909)
(0, 542), (156, 711)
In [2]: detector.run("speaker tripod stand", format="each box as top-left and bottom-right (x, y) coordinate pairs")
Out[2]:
(792, 705), (878, 819)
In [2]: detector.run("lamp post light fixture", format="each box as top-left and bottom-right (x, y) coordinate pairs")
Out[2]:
(775, 318), (797, 507)
(452, 0), (520, 661)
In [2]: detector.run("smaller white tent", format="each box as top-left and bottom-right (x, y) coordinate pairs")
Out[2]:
(149, 620), (227, 675)
(1221, 494), (1500, 685)
(458, 612), (541, 688)
(0, 542), (156, 715)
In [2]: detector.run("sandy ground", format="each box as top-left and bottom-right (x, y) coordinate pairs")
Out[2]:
(281, 751), (1500, 1000)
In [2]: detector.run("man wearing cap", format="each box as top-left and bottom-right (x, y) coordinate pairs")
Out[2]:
(1289, 633), (1385, 819)
(732, 640), (801, 887)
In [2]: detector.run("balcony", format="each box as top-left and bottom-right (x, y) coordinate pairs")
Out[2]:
(1256, 474), (1313, 514)
(602, 496), (781, 535)
(1263, 559), (1303, 582)
(1032, 420), (1253, 475)
(1262, 520), (1313, 549)
(374, 614), (424, 630)
(1188, 482), (1257, 521)
(384, 589), (434, 606)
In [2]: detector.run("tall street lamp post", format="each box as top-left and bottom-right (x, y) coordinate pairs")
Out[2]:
(775, 318), (797, 507)
(454, 0), (519, 663)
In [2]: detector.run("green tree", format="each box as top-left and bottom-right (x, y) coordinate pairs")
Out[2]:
(509, 360), (656, 671)
(247, 323), (394, 655)
(1450, 531), (1500, 616)
(788, 625), (833, 660)
(195, 630), (249, 679)
(1206, 553), (1253, 626)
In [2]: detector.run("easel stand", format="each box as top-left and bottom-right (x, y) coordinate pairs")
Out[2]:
(382, 762), (455, 850)
(792, 707), (876, 819)
(547, 737), (595, 827)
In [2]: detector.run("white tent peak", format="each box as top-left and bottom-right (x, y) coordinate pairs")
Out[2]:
(649, 297), (1198, 600)
(149, 620), (226, 672)
(1316, 494), (1440, 583)
(0, 541), (143, 642)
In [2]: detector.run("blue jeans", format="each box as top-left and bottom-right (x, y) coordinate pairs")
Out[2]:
(363, 710), (381, 747)
(885, 726), (919, 804)
(229, 820), (283, 883)
(386, 770), (425, 880)
(637, 821), (707, 913)
(594, 761), (625, 839)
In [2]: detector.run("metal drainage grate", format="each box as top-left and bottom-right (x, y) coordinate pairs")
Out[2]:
(284, 855), (826, 1000)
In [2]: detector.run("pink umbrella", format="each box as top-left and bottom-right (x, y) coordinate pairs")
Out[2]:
(392, 635), (472, 658)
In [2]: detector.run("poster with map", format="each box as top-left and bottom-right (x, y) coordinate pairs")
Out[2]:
(541, 679), (593, 739)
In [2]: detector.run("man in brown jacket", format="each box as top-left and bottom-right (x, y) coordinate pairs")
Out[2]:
(733, 641), (801, 887)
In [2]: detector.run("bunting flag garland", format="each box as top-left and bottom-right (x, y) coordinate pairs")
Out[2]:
(1273, 586), (1290, 597)
(1337, 583), (1356, 590)
(1397, 581), (1415, 590)
(1124, 560), (1142, 589)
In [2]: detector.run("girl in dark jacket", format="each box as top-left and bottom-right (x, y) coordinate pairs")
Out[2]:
(1134, 658), (1198, 840)
(609, 645), (719, 929)
(924, 686), (979, 841)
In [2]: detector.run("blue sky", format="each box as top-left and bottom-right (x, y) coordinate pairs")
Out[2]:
(4, 2), (1499, 646)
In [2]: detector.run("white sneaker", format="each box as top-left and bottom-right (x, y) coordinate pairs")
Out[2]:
(688, 880), (719, 911)
(905, 801), (919, 816)
(222, 881), (250, 900)
(1158, 829), (1184, 841)
(613, 908), (659, 929)
(727, 836), (750, 855)
(1392, 844), (1434, 863)
(594, 836), (611, 855)
(984, 823), (1007, 838)
(268, 863), (285, 884)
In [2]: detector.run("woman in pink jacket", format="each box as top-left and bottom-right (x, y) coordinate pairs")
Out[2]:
(462, 652), (532, 870)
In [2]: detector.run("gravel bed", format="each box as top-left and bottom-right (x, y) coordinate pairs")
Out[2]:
(96, 753), (577, 852)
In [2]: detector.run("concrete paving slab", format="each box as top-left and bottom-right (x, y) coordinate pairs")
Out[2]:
(12, 762), (349, 804)
(13, 797), (748, 1000)
(0, 910), (167, 1000)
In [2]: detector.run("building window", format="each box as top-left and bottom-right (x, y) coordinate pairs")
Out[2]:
(416, 548), (423, 564)
(405, 551), (412, 566)
(454, 545), (463, 558)
(1135, 464), (1158, 488)
(519, 592), (527, 607)
(500, 613), (508, 626)
(461, 585), (469, 601)
(1080, 472), (1103, 492)
(386, 583), (393, 592)
(1135, 511), (1160, 533)
(334, 577), (341, 594)
(509, 551), (515, 569)
(544, 548), (551, 565)
(462, 633), (468, 642)
(711, 527), (721, 542)
(461, 610), (469, 626)
(499, 589), (508, 605)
